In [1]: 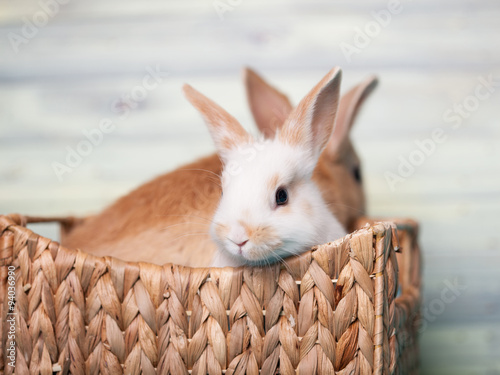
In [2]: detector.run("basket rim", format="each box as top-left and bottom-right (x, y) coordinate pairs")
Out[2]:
(0, 213), (417, 271)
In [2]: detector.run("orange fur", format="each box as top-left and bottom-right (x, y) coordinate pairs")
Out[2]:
(247, 225), (281, 247)
(302, 201), (313, 217)
(220, 137), (239, 152)
(244, 68), (293, 138)
(183, 84), (250, 153)
(267, 173), (280, 193)
(63, 154), (222, 266)
(279, 120), (304, 147)
(280, 68), (341, 150)
(326, 75), (378, 159)
(313, 154), (364, 232)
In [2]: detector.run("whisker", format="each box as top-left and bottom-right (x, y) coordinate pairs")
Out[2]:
(176, 168), (223, 188)
(160, 222), (211, 232)
(280, 259), (293, 274)
(157, 214), (213, 223)
(273, 254), (294, 274)
(155, 214), (223, 227)
(167, 232), (211, 242)
(180, 168), (222, 179)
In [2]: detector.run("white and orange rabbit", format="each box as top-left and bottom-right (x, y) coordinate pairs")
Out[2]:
(63, 68), (378, 267)
(184, 68), (347, 266)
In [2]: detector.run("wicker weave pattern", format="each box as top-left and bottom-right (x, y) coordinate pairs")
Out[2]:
(0, 214), (420, 374)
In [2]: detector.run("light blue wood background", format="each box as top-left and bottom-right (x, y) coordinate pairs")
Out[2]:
(1, 0), (499, 373)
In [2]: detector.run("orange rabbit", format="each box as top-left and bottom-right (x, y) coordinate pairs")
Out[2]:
(63, 68), (378, 267)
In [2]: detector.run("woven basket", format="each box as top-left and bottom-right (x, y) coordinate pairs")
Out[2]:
(0, 214), (421, 374)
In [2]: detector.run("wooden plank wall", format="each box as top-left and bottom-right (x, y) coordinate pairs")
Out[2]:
(1, 0), (499, 373)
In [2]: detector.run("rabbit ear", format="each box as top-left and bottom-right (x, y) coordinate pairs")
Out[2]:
(326, 76), (378, 158)
(183, 84), (250, 158)
(280, 67), (342, 162)
(243, 67), (293, 138)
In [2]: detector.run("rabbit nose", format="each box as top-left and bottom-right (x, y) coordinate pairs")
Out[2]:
(236, 240), (248, 248)
(230, 224), (249, 248)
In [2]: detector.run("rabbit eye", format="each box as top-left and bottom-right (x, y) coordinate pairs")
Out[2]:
(353, 166), (362, 183)
(275, 188), (288, 206)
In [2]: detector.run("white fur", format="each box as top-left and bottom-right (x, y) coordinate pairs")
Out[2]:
(210, 137), (346, 267)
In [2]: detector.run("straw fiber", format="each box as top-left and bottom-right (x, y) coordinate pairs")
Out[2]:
(0, 214), (421, 374)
